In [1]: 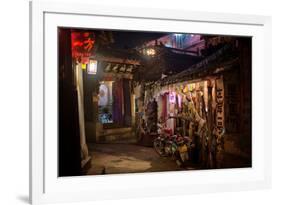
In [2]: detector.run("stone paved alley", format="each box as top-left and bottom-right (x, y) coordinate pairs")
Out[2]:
(86, 143), (251, 175)
(86, 143), (187, 175)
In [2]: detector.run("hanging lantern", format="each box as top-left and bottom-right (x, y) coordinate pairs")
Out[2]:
(88, 59), (98, 75)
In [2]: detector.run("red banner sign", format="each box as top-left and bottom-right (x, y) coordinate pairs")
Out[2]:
(71, 31), (95, 62)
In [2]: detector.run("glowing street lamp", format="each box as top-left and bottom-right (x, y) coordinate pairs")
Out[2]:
(88, 59), (98, 75)
(143, 48), (156, 56)
(147, 48), (156, 56)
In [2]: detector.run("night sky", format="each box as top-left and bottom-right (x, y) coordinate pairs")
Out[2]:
(108, 30), (168, 49)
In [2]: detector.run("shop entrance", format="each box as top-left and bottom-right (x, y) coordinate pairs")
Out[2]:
(98, 81), (113, 124)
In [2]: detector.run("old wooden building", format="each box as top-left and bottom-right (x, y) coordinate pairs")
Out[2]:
(58, 29), (252, 176)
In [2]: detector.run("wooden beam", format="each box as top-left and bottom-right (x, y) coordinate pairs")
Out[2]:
(94, 55), (140, 65)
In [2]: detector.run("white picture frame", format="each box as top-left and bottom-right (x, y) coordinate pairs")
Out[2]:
(30, 0), (272, 204)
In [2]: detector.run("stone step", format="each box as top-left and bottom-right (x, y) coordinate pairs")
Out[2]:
(98, 127), (136, 143)
(101, 127), (132, 136)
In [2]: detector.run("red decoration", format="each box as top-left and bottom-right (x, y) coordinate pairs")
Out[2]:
(71, 31), (95, 60)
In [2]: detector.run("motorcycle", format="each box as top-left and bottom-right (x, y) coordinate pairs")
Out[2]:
(153, 128), (173, 156)
(154, 131), (194, 167)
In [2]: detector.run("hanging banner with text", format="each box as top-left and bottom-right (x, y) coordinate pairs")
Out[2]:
(215, 76), (224, 137)
(71, 31), (95, 63)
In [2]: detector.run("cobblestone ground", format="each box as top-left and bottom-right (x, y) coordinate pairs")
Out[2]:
(86, 143), (251, 175)
(86, 143), (187, 175)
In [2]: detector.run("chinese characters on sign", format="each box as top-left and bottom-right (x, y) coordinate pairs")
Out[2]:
(71, 31), (95, 63)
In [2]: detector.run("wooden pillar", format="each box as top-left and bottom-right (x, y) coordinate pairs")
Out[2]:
(123, 79), (132, 127)
(131, 93), (136, 129)
(206, 79), (214, 168)
(75, 64), (91, 169)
